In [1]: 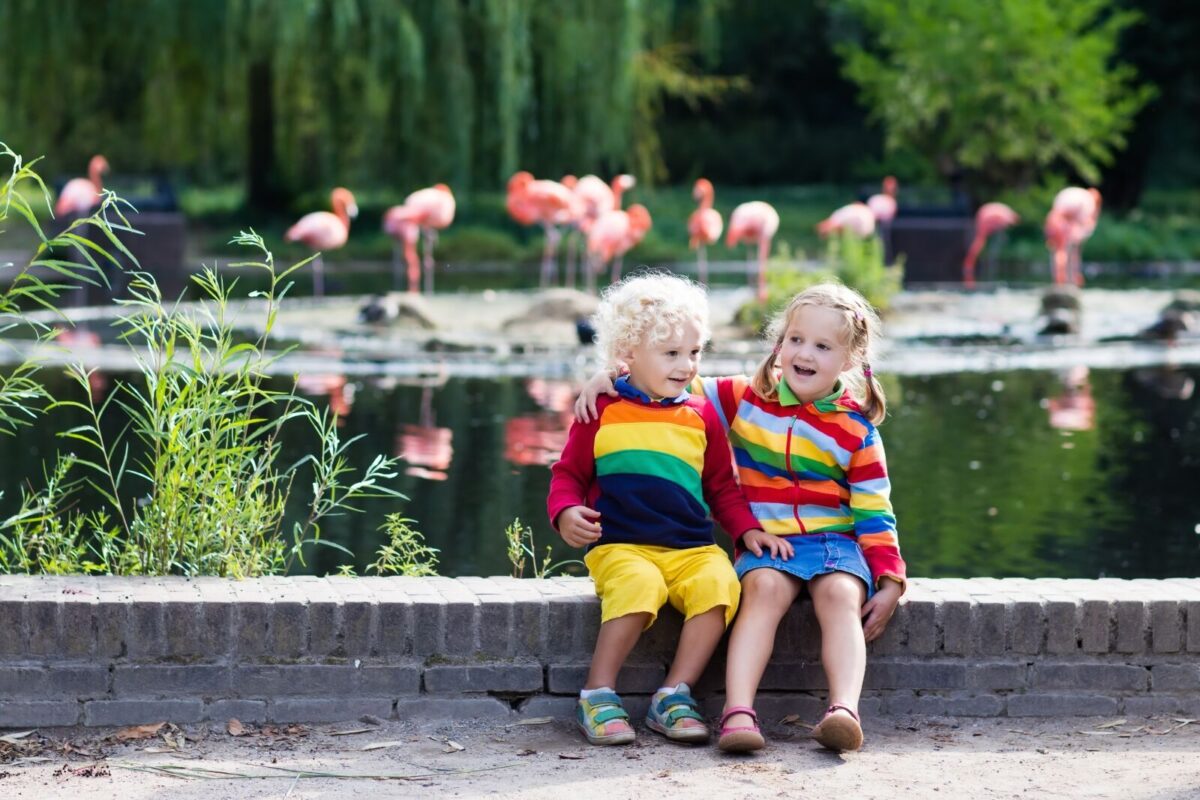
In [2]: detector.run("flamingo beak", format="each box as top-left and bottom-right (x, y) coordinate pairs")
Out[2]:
(347, 202), (359, 219)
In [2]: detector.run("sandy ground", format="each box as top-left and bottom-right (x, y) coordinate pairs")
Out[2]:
(3, 714), (1198, 799)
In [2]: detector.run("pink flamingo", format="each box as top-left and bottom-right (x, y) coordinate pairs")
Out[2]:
(383, 183), (456, 294)
(688, 178), (723, 285)
(586, 204), (652, 290)
(566, 174), (635, 288)
(507, 172), (579, 287)
(55, 155), (109, 217)
(727, 201), (780, 303)
(962, 202), (1020, 288)
(284, 187), (358, 298)
(1046, 187), (1101, 286)
(866, 176), (898, 260)
(817, 202), (876, 239)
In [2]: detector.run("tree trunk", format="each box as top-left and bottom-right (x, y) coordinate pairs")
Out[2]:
(246, 59), (284, 213)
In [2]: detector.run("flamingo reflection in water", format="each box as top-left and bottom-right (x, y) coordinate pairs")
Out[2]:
(1046, 365), (1095, 433)
(504, 378), (575, 468)
(395, 375), (453, 481)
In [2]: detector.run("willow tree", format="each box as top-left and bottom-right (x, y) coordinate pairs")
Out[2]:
(0, 0), (735, 201)
(835, 0), (1156, 196)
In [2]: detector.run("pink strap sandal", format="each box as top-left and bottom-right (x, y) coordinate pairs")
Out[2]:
(812, 703), (863, 752)
(717, 706), (765, 753)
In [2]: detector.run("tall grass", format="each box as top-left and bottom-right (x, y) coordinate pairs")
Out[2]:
(0, 146), (413, 576)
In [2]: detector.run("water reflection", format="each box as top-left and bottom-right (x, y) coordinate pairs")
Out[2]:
(0, 366), (1197, 579)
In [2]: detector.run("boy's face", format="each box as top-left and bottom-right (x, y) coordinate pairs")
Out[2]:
(623, 319), (704, 400)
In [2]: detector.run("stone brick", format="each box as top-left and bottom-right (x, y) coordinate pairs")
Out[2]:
(126, 599), (165, 659)
(758, 661), (827, 692)
(1080, 599), (1112, 653)
(545, 662), (665, 695)
(162, 583), (202, 658)
(234, 665), (361, 696)
(25, 597), (61, 657)
(1122, 695), (1200, 717)
(45, 666), (109, 696)
(965, 662), (1028, 690)
(113, 665), (231, 695)
(1045, 599), (1079, 655)
(972, 599), (1007, 656)
(94, 598), (128, 659)
(1006, 693), (1119, 717)
(84, 699), (206, 726)
(904, 599), (937, 655)
(1115, 600), (1148, 654)
(516, 695), (578, 718)
(718, 693), (827, 726)
(545, 596), (586, 657)
(205, 699), (268, 723)
(883, 692), (1003, 717)
(476, 594), (514, 658)
(865, 660), (967, 690)
(395, 696), (513, 721)
(303, 586), (342, 659)
(1188, 599), (1200, 653)
(358, 665), (421, 695)
(269, 600), (308, 661)
(59, 597), (96, 659)
(1150, 599), (1182, 653)
(441, 598), (479, 656)
(270, 697), (395, 723)
(1150, 664), (1200, 692)
(940, 599), (973, 656)
(868, 601), (905, 656)
(1008, 600), (1045, 654)
(0, 595), (27, 657)
(232, 590), (270, 659)
(1030, 663), (1148, 692)
(424, 663), (544, 694)
(0, 700), (81, 727)
(409, 594), (443, 657)
(510, 592), (548, 658)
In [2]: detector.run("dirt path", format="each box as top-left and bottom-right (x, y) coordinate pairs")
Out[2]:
(3, 714), (1197, 799)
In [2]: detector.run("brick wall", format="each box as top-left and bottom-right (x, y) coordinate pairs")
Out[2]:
(1, 575), (1198, 727)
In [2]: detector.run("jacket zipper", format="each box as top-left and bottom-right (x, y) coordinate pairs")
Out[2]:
(784, 420), (807, 534)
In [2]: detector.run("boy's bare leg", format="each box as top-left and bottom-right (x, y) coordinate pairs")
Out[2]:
(585, 612), (651, 689)
(722, 569), (802, 729)
(658, 605), (727, 731)
(664, 605), (727, 688)
(809, 572), (867, 715)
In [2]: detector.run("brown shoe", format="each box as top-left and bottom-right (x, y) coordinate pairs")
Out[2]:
(812, 704), (863, 752)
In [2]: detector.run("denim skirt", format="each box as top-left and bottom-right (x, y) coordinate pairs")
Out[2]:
(734, 533), (875, 599)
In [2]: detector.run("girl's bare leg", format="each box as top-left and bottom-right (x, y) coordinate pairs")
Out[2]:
(808, 572), (868, 716)
(722, 569), (802, 729)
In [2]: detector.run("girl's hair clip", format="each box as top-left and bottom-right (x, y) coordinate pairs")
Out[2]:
(854, 310), (865, 321)
(772, 344), (781, 356)
(862, 365), (873, 377)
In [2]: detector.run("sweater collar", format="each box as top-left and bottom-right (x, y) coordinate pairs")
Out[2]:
(777, 378), (858, 413)
(615, 374), (689, 406)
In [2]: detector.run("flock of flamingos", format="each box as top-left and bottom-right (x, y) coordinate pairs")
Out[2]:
(56, 155), (1103, 300)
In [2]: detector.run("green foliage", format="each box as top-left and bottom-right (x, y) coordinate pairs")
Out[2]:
(364, 514), (440, 577)
(0, 147), (410, 576)
(835, 0), (1156, 195)
(505, 517), (581, 579)
(735, 234), (902, 334)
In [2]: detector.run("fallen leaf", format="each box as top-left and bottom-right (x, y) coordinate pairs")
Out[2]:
(115, 722), (165, 741)
(443, 739), (465, 753)
(558, 753), (585, 760)
(227, 719), (247, 737)
(362, 740), (407, 751)
(1078, 731), (1115, 736)
(516, 748), (537, 756)
(329, 727), (374, 737)
(513, 717), (555, 726)
(0, 731), (35, 744)
(1095, 719), (1126, 729)
(779, 714), (801, 725)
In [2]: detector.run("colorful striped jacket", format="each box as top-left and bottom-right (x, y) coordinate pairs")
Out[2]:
(547, 379), (761, 550)
(696, 375), (906, 588)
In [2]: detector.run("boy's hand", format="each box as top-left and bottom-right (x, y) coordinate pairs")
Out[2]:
(557, 505), (602, 548)
(574, 370), (618, 423)
(861, 579), (903, 642)
(741, 529), (792, 560)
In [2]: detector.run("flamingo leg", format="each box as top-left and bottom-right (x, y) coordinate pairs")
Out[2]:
(564, 230), (578, 289)
(423, 228), (436, 294)
(697, 245), (708, 286)
(756, 237), (771, 303)
(313, 255), (325, 298)
(540, 225), (561, 288)
(610, 255), (623, 285)
(392, 242), (405, 291)
(584, 253), (597, 296)
(405, 234), (420, 294)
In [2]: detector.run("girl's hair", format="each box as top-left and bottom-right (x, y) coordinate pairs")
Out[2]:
(592, 272), (711, 368)
(751, 282), (887, 423)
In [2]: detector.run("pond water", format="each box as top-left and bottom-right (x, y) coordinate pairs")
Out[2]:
(2, 366), (1198, 579)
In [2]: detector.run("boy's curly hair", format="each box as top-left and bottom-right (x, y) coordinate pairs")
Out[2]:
(592, 272), (711, 368)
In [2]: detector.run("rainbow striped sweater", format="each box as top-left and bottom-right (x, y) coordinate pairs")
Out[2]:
(696, 375), (906, 587)
(547, 378), (761, 550)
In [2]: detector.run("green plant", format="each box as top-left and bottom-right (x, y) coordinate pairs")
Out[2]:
(822, 230), (904, 312)
(364, 514), (440, 577)
(505, 517), (581, 579)
(734, 243), (835, 335)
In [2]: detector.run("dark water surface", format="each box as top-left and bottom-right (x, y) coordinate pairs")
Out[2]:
(3, 366), (1198, 579)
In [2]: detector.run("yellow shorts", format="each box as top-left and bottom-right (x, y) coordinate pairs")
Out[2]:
(584, 543), (740, 629)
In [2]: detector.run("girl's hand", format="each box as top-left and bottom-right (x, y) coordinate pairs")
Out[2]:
(741, 529), (792, 560)
(574, 370), (618, 423)
(861, 579), (903, 642)
(557, 505), (602, 548)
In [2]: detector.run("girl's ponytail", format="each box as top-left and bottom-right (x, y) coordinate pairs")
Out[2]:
(750, 343), (782, 402)
(858, 364), (887, 424)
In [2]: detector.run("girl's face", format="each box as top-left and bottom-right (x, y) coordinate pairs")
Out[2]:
(777, 305), (854, 404)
